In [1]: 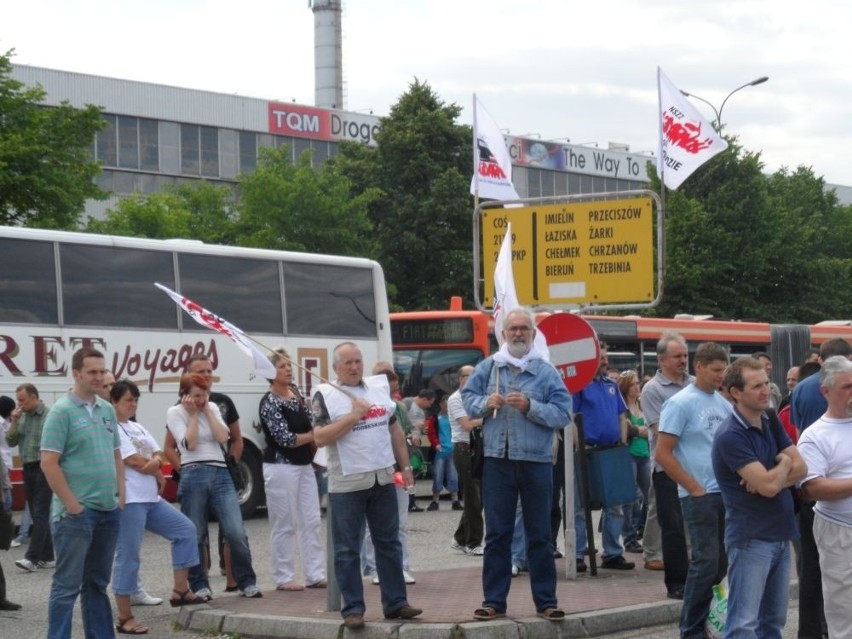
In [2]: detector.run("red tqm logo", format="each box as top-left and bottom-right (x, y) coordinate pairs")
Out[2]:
(477, 136), (508, 179)
(268, 103), (330, 139)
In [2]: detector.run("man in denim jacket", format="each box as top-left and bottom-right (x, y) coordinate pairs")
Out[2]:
(462, 307), (571, 622)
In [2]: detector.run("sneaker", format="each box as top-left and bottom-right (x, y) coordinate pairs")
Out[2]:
(403, 570), (416, 585)
(371, 574), (380, 585)
(427, 501), (439, 511)
(624, 541), (644, 554)
(239, 584), (263, 598)
(36, 560), (56, 569)
(450, 539), (465, 551)
(9, 538), (22, 548)
(464, 545), (484, 556)
(601, 555), (635, 570)
(511, 564), (520, 577)
(14, 558), (36, 573)
(195, 587), (213, 601)
(451, 500), (463, 511)
(408, 504), (425, 513)
(130, 590), (164, 606)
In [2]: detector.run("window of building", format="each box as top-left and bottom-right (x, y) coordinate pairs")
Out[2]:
(96, 114), (118, 167)
(139, 118), (159, 171)
(118, 115), (139, 169)
(200, 126), (219, 177)
(239, 131), (257, 173)
(181, 123), (200, 175)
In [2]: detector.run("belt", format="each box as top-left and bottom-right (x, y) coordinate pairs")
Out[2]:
(454, 442), (470, 449)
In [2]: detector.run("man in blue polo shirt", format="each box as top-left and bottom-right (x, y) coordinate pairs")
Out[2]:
(573, 346), (634, 571)
(712, 357), (806, 638)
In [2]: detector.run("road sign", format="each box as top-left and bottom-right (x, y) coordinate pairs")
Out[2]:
(537, 313), (600, 393)
(482, 195), (655, 306)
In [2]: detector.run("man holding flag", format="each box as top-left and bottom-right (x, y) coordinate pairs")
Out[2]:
(461, 226), (569, 621)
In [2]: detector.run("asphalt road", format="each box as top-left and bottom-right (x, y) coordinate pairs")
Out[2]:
(0, 493), (803, 639)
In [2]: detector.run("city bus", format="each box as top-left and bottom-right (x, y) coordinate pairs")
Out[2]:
(390, 299), (852, 398)
(0, 226), (393, 516)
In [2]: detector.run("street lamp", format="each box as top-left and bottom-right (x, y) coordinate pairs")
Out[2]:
(680, 76), (769, 131)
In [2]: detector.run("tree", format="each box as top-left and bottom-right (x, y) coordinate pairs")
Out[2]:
(235, 145), (378, 257)
(85, 182), (238, 244)
(331, 79), (473, 310)
(0, 50), (107, 228)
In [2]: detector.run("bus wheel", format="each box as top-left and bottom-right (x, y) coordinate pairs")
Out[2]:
(237, 445), (264, 519)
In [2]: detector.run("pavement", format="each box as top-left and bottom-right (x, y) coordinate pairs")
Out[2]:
(176, 559), (687, 638)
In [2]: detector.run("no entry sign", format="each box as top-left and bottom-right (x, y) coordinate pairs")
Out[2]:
(537, 313), (600, 393)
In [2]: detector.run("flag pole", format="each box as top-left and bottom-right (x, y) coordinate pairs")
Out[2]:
(242, 332), (355, 399)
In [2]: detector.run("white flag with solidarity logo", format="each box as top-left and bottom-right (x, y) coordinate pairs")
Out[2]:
(155, 283), (277, 379)
(471, 95), (520, 201)
(493, 223), (548, 360)
(657, 67), (728, 190)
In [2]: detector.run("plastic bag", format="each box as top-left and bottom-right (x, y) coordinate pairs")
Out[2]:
(705, 577), (728, 639)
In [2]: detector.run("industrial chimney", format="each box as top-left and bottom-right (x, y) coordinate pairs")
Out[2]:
(310, 0), (343, 109)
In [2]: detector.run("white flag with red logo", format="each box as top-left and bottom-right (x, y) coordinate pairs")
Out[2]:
(471, 95), (520, 201)
(155, 283), (277, 379)
(493, 223), (548, 360)
(657, 68), (728, 190)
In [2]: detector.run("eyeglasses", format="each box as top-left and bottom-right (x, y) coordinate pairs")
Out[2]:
(505, 325), (532, 333)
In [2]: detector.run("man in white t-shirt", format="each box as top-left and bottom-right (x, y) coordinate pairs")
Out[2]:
(797, 355), (852, 638)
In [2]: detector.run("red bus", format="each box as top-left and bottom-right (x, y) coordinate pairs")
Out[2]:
(390, 299), (852, 398)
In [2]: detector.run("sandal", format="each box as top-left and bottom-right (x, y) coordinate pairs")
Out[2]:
(538, 607), (565, 621)
(169, 589), (206, 608)
(305, 579), (327, 589)
(275, 582), (306, 591)
(116, 617), (149, 635)
(473, 606), (506, 621)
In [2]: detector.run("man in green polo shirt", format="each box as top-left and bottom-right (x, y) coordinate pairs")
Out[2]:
(5, 383), (54, 572)
(40, 347), (125, 639)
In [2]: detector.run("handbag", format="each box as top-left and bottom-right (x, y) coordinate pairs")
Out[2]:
(219, 443), (245, 492)
(0, 508), (14, 551)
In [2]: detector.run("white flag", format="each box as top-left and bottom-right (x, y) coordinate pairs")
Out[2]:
(657, 68), (728, 190)
(471, 95), (520, 201)
(155, 283), (277, 380)
(493, 224), (548, 360)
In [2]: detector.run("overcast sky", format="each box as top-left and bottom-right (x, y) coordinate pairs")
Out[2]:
(4, 0), (851, 185)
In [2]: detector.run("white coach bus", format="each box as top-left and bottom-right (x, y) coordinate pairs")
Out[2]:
(0, 226), (393, 517)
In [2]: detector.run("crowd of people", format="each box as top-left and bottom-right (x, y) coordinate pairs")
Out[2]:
(1, 317), (851, 638)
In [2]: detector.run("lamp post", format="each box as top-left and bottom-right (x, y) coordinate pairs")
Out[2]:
(680, 76), (769, 131)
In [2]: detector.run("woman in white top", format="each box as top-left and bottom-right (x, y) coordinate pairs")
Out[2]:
(110, 379), (203, 635)
(166, 373), (260, 600)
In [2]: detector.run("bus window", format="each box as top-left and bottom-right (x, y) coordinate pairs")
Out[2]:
(0, 238), (58, 324)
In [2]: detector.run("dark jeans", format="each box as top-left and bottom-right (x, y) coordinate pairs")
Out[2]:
(680, 493), (727, 639)
(798, 500), (827, 638)
(652, 470), (688, 593)
(481, 457), (556, 614)
(452, 444), (483, 547)
(23, 462), (54, 564)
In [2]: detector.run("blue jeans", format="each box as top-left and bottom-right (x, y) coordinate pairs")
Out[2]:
(724, 540), (790, 639)
(431, 453), (459, 495)
(329, 480), (408, 618)
(48, 507), (120, 639)
(511, 500), (526, 570)
(113, 500), (199, 594)
(623, 455), (650, 545)
(575, 479), (627, 559)
(178, 464), (256, 592)
(680, 493), (727, 639)
(482, 457), (556, 613)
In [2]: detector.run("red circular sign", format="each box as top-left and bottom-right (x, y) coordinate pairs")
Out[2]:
(537, 313), (600, 393)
